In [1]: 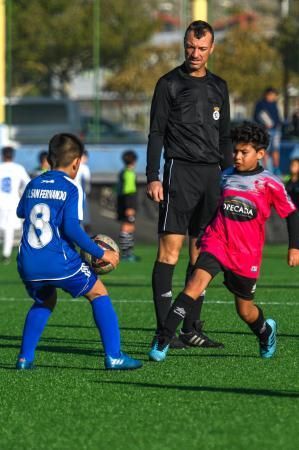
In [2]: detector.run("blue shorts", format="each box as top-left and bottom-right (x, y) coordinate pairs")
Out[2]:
(24, 263), (98, 304)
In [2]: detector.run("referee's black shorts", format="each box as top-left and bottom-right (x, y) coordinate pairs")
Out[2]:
(158, 159), (221, 238)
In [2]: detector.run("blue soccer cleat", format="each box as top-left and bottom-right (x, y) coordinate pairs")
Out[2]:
(16, 357), (34, 370)
(148, 337), (170, 362)
(260, 319), (277, 359)
(104, 352), (143, 370)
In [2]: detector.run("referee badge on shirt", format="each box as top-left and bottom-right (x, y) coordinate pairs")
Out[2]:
(213, 106), (220, 120)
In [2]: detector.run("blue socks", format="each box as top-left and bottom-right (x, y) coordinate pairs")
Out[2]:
(91, 295), (121, 358)
(19, 303), (52, 362)
(19, 296), (121, 362)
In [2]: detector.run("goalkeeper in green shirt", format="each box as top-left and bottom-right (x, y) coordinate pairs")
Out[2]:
(117, 150), (139, 261)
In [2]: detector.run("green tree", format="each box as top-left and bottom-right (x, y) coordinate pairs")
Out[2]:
(106, 44), (180, 98)
(10, 0), (93, 96)
(100, 0), (157, 70)
(212, 25), (282, 105)
(10, 0), (157, 96)
(273, 14), (299, 118)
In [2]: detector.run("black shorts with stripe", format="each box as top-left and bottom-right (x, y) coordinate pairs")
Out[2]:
(195, 252), (257, 300)
(158, 159), (221, 237)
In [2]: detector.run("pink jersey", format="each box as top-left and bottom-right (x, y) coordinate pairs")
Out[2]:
(201, 167), (296, 278)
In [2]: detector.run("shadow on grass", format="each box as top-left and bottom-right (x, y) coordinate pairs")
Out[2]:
(0, 333), (100, 345)
(207, 330), (299, 338)
(98, 380), (299, 398)
(0, 363), (105, 372)
(104, 280), (299, 289)
(0, 342), (99, 356)
(48, 324), (94, 329)
(0, 334), (255, 356)
(0, 333), (151, 349)
(47, 324), (156, 333)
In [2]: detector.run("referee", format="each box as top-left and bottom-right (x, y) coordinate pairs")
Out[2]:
(146, 20), (233, 348)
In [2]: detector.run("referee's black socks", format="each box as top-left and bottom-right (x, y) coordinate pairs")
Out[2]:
(152, 261), (175, 332)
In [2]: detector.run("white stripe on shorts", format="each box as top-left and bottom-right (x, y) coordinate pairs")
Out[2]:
(163, 159), (174, 231)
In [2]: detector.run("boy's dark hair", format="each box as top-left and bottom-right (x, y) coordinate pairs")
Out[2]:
(122, 150), (137, 166)
(48, 133), (84, 168)
(231, 122), (270, 151)
(38, 150), (48, 164)
(184, 20), (214, 45)
(2, 146), (15, 161)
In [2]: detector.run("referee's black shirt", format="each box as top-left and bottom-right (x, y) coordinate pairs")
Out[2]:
(146, 64), (233, 183)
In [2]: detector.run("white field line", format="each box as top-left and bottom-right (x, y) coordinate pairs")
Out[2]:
(0, 297), (298, 306)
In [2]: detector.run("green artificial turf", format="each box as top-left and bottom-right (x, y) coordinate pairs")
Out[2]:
(0, 245), (298, 450)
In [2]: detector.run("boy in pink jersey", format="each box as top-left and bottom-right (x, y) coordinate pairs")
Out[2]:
(149, 123), (299, 362)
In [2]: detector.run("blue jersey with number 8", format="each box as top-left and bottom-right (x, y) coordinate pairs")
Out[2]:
(17, 170), (84, 281)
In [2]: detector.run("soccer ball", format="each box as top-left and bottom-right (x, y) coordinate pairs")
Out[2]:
(80, 234), (119, 275)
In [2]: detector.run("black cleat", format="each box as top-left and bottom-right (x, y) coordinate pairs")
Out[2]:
(169, 335), (187, 349)
(151, 333), (187, 349)
(179, 320), (224, 348)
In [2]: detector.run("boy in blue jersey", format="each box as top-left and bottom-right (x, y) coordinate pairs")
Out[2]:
(16, 133), (142, 370)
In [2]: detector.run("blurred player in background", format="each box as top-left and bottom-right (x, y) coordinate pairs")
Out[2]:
(32, 150), (50, 177)
(149, 123), (299, 362)
(16, 133), (142, 371)
(285, 158), (299, 209)
(0, 146), (30, 264)
(117, 150), (139, 261)
(75, 149), (91, 233)
(253, 87), (282, 175)
(146, 20), (232, 349)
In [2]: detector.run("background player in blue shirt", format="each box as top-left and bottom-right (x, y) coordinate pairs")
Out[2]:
(16, 133), (142, 371)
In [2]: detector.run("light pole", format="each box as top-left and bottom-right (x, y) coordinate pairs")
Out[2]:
(93, 0), (100, 142)
(192, 0), (208, 21)
(0, 0), (5, 124)
(280, 0), (289, 17)
(280, 0), (290, 120)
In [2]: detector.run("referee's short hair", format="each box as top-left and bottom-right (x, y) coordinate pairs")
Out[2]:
(184, 20), (214, 45)
(48, 133), (84, 168)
